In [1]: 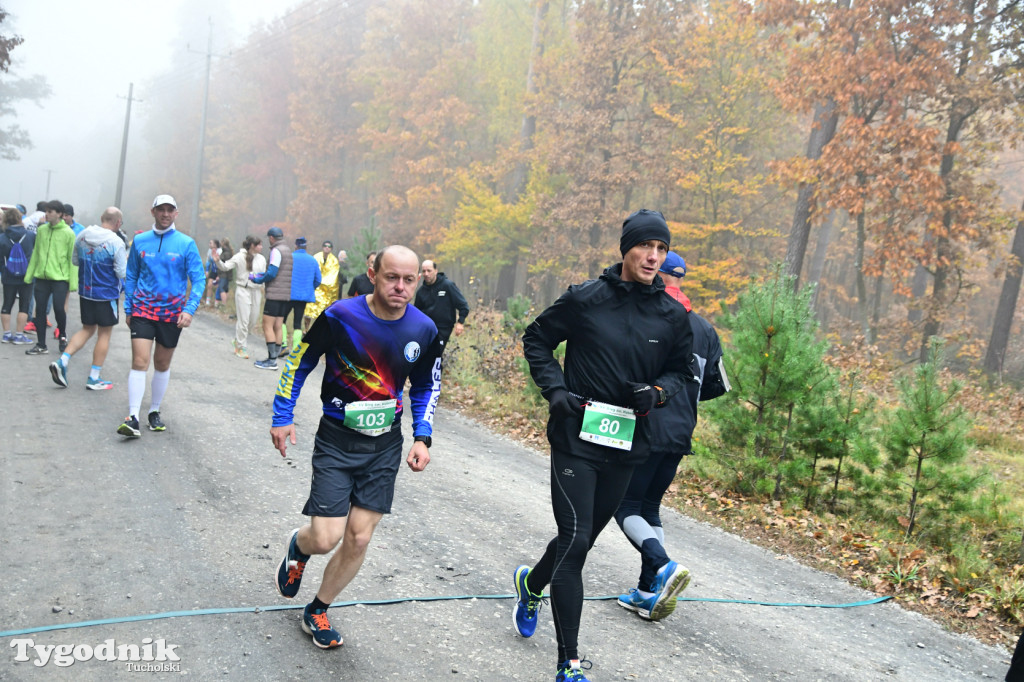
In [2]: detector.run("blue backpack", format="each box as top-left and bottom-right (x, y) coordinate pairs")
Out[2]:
(5, 235), (28, 278)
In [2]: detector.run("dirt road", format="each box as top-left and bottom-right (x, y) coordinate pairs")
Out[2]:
(0, 301), (1011, 680)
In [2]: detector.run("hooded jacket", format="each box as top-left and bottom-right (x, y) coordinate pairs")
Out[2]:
(25, 220), (77, 289)
(0, 225), (35, 285)
(648, 285), (728, 455)
(74, 225), (128, 301)
(523, 263), (694, 465)
(413, 272), (469, 337)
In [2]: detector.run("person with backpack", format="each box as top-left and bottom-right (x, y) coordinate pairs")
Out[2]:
(23, 200), (76, 356)
(0, 207), (36, 344)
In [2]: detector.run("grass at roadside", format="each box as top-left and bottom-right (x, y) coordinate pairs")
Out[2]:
(441, 305), (1024, 650)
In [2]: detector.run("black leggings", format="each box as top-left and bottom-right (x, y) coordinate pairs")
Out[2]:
(526, 449), (633, 665)
(615, 449), (684, 589)
(1, 281), (32, 315)
(33, 279), (68, 348)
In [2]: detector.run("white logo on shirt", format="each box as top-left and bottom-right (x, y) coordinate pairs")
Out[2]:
(438, 291), (446, 296)
(404, 342), (421, 362)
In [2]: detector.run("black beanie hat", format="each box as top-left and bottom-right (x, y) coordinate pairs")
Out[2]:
(620, 209), (670, 256)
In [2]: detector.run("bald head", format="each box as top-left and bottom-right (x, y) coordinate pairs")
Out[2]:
(101, 207), (123, 231)
(369, 245), (421, 318)
(374, 245), (420, 274)
(421, 259), (438, 284)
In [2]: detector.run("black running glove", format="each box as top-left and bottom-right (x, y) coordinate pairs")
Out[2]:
(548, 388), (585, 418)
(624, 381), (661, 414)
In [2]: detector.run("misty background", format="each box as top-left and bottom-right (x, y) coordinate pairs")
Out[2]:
(0, 0), (295, 228)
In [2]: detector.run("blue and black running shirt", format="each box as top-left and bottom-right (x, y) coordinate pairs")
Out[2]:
(273, 296), (443, 438)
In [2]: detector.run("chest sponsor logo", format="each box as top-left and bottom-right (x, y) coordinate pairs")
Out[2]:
(649, 339), (659, 343)
(438, 291), (446, 296)
(404, 341), (421, 362)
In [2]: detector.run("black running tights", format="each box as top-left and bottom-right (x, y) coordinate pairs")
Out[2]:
(33, 278), (68, 348)
(526, 449), (633, 665)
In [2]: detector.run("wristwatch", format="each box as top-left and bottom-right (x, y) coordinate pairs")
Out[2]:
(414, 435), (432, 448)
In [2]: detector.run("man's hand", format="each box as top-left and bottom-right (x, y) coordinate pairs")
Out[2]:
(624, 381), (660, 414)
(125, 314), (132, 328)
(407, 440), (430, 472)
(271, 424), (296, 458)
(177, 311), (193, 329)
(454, 322), (465, 337)
(548, 388), (585, 418)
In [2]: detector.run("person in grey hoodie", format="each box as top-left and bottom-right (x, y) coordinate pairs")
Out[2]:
(48, 207), (128, 390)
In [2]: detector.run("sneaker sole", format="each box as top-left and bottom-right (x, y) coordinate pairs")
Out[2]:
(254, 363), (279, 371)
(275, 528), (303, 598)
(86, 382), (113, 391)
(49, 363), (68, 388)
(148, 424), (166, 432)
(300, 618), (343, 649)
(649, 567), (690, 621)
(117, 423), (141, 438)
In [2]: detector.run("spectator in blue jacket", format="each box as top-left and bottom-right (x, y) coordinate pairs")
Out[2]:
(49, 207), (128, 390)
(288, 236), (321, 349)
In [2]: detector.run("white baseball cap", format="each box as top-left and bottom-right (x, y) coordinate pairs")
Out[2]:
(152, 194), (177, 209)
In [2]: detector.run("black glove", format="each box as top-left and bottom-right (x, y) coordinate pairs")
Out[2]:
(624, 382), (660, 414)
(548, 388), (585, 418)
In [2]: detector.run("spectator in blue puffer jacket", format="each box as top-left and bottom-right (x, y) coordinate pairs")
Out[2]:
(288, 237), (321, 349)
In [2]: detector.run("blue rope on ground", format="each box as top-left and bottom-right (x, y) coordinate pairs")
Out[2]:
(0, 594), (892, 638)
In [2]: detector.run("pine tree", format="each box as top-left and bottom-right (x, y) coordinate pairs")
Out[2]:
(882, 339), (978, 538)
(708, 266), (830, 500)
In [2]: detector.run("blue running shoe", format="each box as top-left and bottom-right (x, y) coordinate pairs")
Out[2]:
(555, 658), (592, 682)
(49, 360), (68, 388)
(648, 560), (690, 621)
(276, 528), (310, 598)
(301, 604), (343, 649)
(1, 331), (12, 343)
(617, 587), (663, 620)
(512, 564), (543, 637)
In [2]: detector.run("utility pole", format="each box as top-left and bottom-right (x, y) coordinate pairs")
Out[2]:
(190, 18), (213, 233)
(115, 82), (141, 208)
(44, 169), (55, 199)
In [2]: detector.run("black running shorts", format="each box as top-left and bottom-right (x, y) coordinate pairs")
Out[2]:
(129, 315), (183, 348)
(80, 298), (119, 327)
(263, 298), (291, 318)
(302, 416), (403, 518)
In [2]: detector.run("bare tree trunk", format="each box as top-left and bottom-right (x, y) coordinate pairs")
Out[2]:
(985, 203), (1024, 376)
(785, 100), (839, 287)
(808, 210), (839, 314)
(508, 0), (547, 202)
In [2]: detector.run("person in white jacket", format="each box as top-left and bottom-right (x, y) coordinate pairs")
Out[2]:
(217, 234), (267, 358)
(48, 207), (128, 390)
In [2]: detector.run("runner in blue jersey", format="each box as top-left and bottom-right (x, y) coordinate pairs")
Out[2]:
(270, 245), (443, 650)
(117, 195), (205, 438)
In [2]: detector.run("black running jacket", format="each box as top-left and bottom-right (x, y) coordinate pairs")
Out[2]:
(523, 263), (694, 465)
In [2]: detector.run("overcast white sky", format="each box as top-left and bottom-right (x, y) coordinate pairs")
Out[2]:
(0, 0), (300, 213)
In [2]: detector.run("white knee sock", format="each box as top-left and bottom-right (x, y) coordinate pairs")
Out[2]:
(150, 369), (170, 413)
(128, 369), (147, 418)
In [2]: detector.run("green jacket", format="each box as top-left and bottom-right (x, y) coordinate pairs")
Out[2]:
(25, 221), (78, 289)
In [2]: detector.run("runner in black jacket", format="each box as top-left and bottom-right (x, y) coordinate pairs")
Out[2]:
(413, 260), (469, 348)
(614, 252), (730, 622)
(511, 209), (694, 682)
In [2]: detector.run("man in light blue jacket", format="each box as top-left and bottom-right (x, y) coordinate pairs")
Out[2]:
(49, 207), (128, 390)
(117, 195), (205, 438)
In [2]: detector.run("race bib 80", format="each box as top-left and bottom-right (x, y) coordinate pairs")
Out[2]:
(578, 400), (635, 451)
